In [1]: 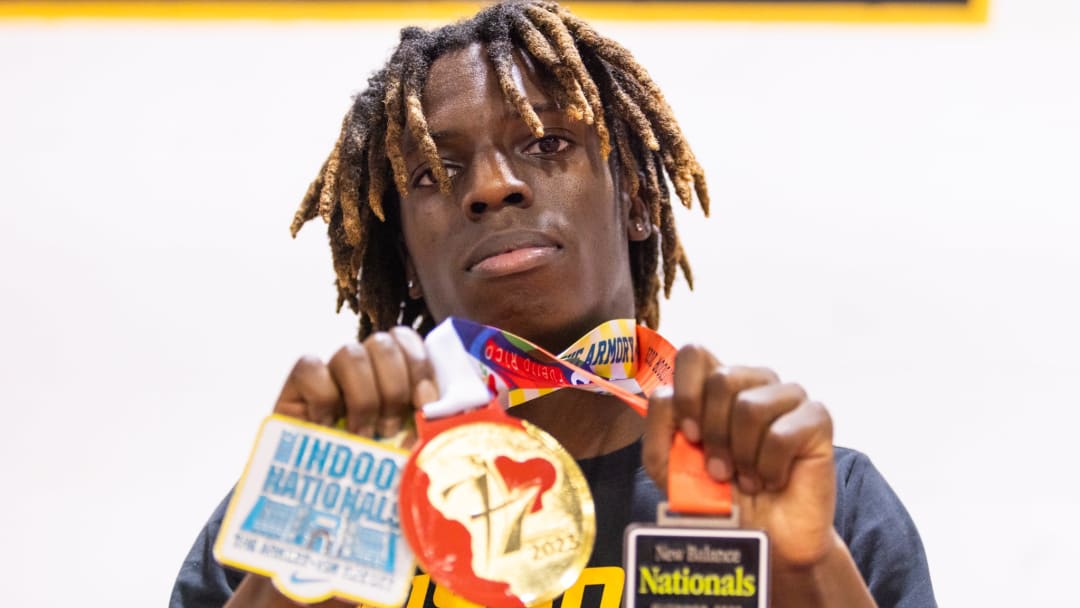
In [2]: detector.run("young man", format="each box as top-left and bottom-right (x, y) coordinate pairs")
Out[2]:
(171, 1), (934, 606)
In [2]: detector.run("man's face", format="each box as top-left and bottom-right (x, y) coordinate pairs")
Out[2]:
(398, 43), (643, 351)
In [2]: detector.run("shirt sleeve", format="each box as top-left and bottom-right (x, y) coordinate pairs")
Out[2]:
(833, 448), (938, 608)
(169, 493), (245, 608)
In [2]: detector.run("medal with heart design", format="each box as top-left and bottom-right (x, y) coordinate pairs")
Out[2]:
(399, 399), (595, 608)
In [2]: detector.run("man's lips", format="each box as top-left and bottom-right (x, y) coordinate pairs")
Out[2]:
(465, 231), (562, 278)
(470, 246), (560, 276)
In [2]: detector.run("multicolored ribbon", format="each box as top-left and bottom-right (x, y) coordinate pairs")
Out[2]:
(422, 317), (729, 515)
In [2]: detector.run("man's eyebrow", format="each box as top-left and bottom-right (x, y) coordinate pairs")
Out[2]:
(526, 101), (560, 117)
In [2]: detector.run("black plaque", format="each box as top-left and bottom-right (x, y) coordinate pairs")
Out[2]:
(624, 526), (768, 608)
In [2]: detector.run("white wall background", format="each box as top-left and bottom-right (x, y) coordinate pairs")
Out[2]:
(1, 1), (1078, 605)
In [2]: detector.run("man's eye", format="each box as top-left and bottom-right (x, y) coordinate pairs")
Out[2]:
(413, 165), (459, 188)
(525, 135), (570, 156)
(414, 170), (437, 187)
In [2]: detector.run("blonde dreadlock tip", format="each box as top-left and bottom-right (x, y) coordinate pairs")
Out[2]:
(289, 215), (304, 238)
(371, 204), (386, 222)
(681, 261), (695, 289)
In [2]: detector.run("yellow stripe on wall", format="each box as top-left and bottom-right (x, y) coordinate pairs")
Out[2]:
(0, 1), (989, 24)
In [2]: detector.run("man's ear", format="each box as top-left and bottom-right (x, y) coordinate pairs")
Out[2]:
(622, 176), (652, 242)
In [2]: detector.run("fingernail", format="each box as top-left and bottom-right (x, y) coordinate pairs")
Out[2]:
(707, 457), (730, 481)
(377, 417), (402, 438)
(738, 474), (761, 494)
(413, 379), (438, 406)
(680, 419), (701, 443)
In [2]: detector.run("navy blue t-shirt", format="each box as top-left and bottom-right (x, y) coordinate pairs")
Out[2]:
(170, 444), (936, 607)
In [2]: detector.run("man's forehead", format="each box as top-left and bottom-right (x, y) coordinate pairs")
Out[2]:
(424, 44), (491, 94)
(422, 42), (552, 130)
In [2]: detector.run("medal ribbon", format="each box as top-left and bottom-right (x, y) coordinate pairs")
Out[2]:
(421, 317), (730, 516)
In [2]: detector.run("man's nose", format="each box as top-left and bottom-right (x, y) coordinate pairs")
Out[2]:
(461, 149), (533, 219)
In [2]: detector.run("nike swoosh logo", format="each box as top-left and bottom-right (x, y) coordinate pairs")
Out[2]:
(289, 572), (328, 585)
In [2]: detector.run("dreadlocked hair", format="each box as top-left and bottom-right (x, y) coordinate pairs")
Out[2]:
(291, 0), (709, 340)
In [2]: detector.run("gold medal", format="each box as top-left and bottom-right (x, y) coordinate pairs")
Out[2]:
(400, 401), (595, 608)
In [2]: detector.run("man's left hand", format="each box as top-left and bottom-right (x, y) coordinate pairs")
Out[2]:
(641, 344), (836, 569)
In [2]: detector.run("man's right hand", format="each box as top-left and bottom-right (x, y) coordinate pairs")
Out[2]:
(274, 326), (438, 444)
(225, 326), (438, 608)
